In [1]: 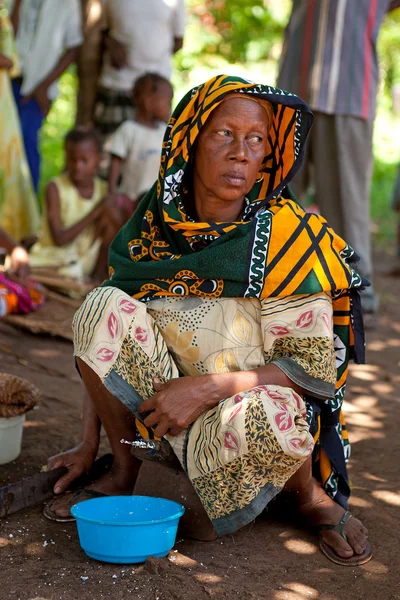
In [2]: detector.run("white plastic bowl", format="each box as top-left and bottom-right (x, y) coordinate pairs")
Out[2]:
(0, 414), (25, 464)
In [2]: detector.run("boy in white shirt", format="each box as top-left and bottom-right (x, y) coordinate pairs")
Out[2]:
(94, 0), (185, 137)
(107, 73), (173, 211)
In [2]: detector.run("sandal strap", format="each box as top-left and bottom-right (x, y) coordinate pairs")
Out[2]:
(319, 510), (352, 542)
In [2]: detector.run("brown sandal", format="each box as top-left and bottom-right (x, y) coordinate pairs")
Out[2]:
(319, 511), (372, 566)
(43, 488), (107, 522)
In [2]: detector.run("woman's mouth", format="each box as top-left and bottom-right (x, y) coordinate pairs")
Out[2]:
(223, 172), (246, 186)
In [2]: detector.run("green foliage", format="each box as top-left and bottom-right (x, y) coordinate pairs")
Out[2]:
(175, 0), (289, 76)
(378, 8), (400, 93)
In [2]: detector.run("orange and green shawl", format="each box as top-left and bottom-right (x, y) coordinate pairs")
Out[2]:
(106, 74), (366, 507)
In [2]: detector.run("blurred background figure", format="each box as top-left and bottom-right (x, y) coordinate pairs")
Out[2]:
(0, 2), (39, 243)
(106, 73), (173, 213)
(278, 0), (400, 314)
(93, 0), (186, 138)
(30, 127), (119, 283)
(10, 0), (82, 193)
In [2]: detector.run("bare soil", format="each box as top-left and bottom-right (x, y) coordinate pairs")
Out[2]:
(0, 251), (399, 600)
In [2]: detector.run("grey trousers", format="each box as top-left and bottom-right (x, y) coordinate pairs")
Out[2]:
(291, 112), (374, 280)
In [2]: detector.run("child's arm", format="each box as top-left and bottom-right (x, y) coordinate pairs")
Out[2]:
(108, 154), (123, 195)
(0, 53), (13, 70)
(46, 181), (105, 247)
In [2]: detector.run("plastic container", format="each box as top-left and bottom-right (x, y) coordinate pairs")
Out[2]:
(0, 414), (25, 465)
(71, 495), (185, 564)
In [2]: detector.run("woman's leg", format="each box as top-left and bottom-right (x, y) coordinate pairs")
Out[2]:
(284, 457), (369, 559)
(75, 357), (141, 495)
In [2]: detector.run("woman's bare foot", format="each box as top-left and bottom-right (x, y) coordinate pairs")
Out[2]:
(296, 477), (369, 559)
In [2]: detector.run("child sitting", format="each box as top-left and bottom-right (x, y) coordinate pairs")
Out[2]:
(107, 73), (173, 210)
(30, 127), (118, 282)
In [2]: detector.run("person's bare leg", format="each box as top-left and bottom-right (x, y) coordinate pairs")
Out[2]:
(91, 209), (122, 283)
(76, 357), (141, 495)
(284, 457), (369, 559)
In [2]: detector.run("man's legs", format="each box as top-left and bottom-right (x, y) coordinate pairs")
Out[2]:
(76, 0), (104, 126)
(11, 80), (44, 193)
(310, 113), (377, 311)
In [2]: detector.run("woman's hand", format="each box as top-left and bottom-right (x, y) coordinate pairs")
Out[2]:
(9, 245), (30, 279)
(47, 440), (99, 495)
(139, 376), (220, 437)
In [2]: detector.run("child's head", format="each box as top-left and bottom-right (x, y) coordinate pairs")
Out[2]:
(64, 127), (102, 186)
(133, 73), (173, 123)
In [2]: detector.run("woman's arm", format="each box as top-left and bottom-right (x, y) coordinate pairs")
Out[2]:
(139, 364), (304, 438)
(46, 181), (105, 247)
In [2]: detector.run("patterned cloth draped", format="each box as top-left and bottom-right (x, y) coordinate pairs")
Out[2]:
(0, 273), (44, 317)
(94, 75), (366, 511)
(74, 288), (328, 534)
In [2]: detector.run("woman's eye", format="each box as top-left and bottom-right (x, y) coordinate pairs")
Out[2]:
(216, 130), (231, 137)
(249, 135), (263, 144)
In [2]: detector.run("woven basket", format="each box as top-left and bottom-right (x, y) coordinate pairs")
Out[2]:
(0, 373), (40, 418)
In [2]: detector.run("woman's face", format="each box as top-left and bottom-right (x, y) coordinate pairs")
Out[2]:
(193, 97), (270, 210)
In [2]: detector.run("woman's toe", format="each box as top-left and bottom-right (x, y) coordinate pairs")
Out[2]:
(346, 520), (368, 554)
(322, 531), (354, 558)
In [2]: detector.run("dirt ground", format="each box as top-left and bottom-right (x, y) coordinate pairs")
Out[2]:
(0, 251), (399, 600)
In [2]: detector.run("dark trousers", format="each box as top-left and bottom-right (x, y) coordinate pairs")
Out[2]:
(12, 80), (44, 193)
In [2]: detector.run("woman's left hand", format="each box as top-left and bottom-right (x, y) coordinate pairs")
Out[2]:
(138, 376), (219, 438)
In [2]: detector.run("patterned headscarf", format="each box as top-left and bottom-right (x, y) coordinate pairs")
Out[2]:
(106, 74), (362, 304)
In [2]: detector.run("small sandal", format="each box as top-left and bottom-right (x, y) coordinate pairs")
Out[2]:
(319, 510), (372, 566)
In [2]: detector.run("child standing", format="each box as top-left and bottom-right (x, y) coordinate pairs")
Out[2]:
(107, 73), (173, 209)
(30, 127), (118, 282)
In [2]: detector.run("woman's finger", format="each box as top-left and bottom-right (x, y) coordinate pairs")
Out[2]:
(143, 410), (160, 428)
(47, 455), (65, 470)
(167, 426), (182, 437)
(153, 377), (164, 390)
(153, 421), (170, 438)
(53, 466), (83, 495)
(138, 396), (157, 414)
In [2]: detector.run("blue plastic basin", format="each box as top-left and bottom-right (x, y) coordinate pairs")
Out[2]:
(71, 495), (185, 563)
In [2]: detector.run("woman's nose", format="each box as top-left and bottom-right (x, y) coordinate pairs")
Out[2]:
(228, 137), (248, 162)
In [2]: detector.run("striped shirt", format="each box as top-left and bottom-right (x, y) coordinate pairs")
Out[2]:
(277, 0), (391, 121)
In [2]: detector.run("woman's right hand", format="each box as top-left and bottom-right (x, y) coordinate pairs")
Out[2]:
(47, 440), (99, 495)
